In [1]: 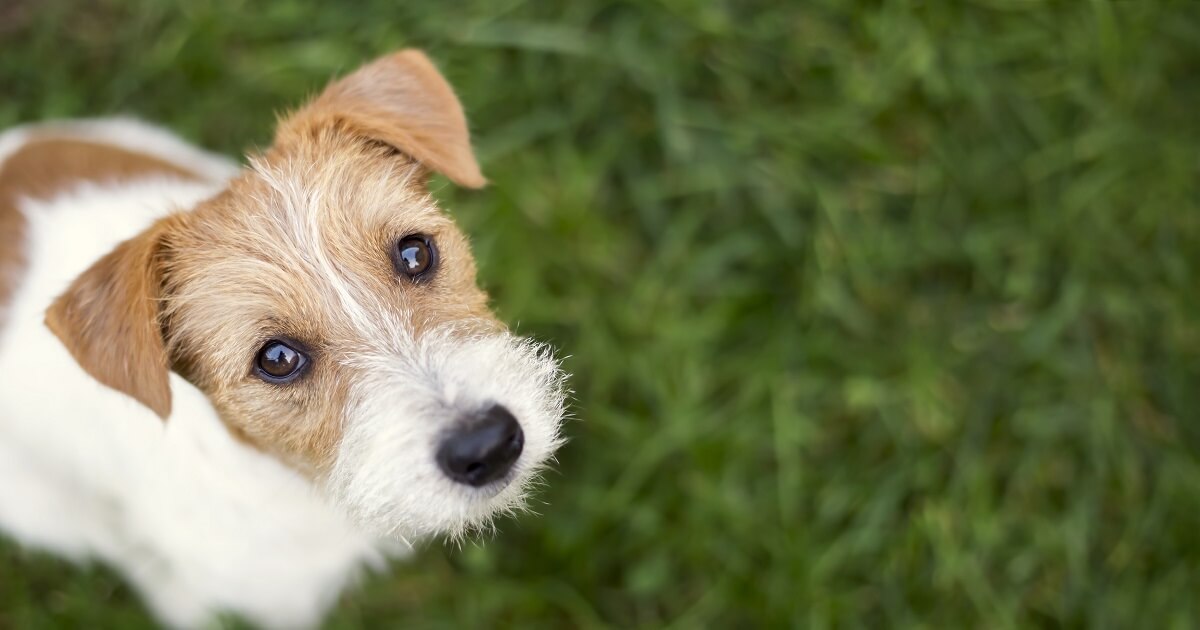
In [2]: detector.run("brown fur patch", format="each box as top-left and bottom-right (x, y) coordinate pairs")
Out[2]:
(0, 136), (200, 330)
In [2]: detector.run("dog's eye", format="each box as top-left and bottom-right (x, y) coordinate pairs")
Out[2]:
(255, 340), (307, 382)
(393, 235), (436, 281)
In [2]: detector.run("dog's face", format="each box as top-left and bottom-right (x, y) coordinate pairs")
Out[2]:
(44, 51), (566, 541)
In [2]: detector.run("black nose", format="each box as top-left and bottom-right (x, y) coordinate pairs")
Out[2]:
(437, 405), (524, 487)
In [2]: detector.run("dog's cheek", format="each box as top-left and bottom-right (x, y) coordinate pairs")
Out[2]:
(209, 378), (350, 475)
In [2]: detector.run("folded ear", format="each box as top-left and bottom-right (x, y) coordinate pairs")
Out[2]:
(45, 216), (181, 420)
(280, 49), (486, 189)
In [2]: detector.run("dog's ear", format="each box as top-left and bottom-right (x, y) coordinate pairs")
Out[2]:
(281, 49), (486, 189)
(45, 216), (182, 420)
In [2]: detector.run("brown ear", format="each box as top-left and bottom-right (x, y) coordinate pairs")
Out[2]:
(45, 216), (180, 419)
(281, 49), (486, 189)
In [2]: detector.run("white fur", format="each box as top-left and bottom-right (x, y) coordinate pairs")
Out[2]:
(0, 119), (565, 627)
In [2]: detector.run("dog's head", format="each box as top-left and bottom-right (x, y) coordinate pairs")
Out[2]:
(43, 50), (567, 541)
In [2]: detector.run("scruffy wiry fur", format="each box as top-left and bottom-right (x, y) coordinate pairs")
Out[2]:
(0, 48), (567, 628)
(330, 328), (567, 542)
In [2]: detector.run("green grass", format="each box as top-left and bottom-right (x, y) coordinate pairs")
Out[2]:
(3, 0), (1200, 627)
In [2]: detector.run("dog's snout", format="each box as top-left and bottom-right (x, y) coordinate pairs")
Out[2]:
(437, 405), (524, 487)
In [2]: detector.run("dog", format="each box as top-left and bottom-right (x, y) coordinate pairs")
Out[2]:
(0, 49), (567, 628)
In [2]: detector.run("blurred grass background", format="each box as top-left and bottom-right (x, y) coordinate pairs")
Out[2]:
(2, 0), (1200, 627)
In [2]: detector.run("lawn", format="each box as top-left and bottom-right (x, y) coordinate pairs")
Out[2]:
(2, 0), (1200, 627)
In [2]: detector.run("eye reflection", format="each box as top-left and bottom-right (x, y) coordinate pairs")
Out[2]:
(394, 235), (436, 280)
(256, 340), (307, 382)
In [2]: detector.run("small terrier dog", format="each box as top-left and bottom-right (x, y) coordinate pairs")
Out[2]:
(0, 50), (566, 627)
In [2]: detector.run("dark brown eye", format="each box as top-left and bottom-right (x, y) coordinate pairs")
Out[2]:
(255, 340), (307, 382)
(393, 235), (436, 280)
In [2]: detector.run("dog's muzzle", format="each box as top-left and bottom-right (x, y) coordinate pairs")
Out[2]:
(436, 404), (524, 487)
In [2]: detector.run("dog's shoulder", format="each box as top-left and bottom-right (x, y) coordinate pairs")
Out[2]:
(0, 119), (237, 325)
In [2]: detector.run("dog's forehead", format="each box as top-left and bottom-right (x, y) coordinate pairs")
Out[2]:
(246, 137), (447, 233)
(169, 158), (433, 342)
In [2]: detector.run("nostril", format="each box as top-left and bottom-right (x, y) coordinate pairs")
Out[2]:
(437, 404), (525, 487)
